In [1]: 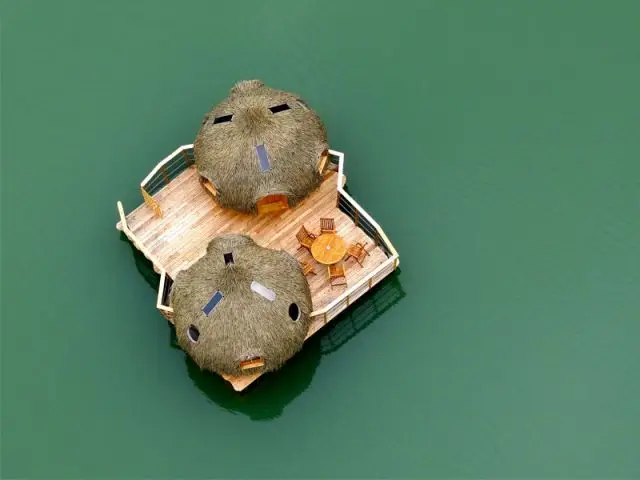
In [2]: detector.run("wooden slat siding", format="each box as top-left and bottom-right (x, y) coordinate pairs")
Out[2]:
(124, 167), (389, 313)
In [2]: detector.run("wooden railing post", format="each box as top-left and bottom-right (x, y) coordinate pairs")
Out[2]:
(141, 187), (163, 218)
(160, 165), (170, 185)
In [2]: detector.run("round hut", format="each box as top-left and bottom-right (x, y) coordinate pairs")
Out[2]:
(193, 79), (329, 214)
(170, 233), (313, 377)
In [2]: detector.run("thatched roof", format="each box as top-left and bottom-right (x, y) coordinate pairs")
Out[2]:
(193, 80), (329, 213)
(170, 233), (313, 377)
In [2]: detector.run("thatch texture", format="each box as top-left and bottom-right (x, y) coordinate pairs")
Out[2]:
(193, 80), (329, 213)
(170, 233), (313, 377)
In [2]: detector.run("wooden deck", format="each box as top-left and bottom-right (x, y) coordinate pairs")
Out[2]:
(120, 166), (389, 312)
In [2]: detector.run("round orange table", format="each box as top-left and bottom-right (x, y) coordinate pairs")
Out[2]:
(311, 233), (347, 265)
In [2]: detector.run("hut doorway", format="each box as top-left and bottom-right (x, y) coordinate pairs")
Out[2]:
(199, 176), (217, 198)
(317, 149), (329, 175)
(256, 194), (289, 215)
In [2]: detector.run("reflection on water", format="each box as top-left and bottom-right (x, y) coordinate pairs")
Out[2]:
(173, 330), (322, 420)
(319, 271), (405, 356)
(120, 232), (160, 292)
(121, 233), (406, 420)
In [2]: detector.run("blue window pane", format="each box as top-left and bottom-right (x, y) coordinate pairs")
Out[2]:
(202, 290), (224, 316)
(256, 144), (271, 171)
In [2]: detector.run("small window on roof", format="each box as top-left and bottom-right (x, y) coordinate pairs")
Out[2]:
(288, 303), (300, 321)
(255, 144), (271, 171)
(212, 114), (233, 124)
(187, 325), (200, 343)
(202, 290), (224, 316)
(269, 103), (291, 114)
(223, 252), (234, 265)
(250, 281), (276, 301)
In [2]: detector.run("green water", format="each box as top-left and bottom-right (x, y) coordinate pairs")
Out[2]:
(2, 0), (639, 477)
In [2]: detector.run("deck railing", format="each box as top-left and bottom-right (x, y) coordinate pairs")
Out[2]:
(120, 145), (400, 330)
(139, 145), (195, 217)
(307, 150), (400, 324)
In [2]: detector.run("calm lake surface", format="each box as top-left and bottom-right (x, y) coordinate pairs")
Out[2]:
(2, 0), (639, 477)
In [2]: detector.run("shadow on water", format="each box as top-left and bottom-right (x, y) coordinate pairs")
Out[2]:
(120, 232), (406, 420)
(177, 272), (405, 420)
(120, 232), (160, 292)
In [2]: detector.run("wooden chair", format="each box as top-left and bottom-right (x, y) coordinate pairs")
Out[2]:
(346, 241), (370, 267)
(320, 217), (336, 234)
(328, 263), (347, 289)
(299, 261), (316, 276)
(296, 225), (316, 251)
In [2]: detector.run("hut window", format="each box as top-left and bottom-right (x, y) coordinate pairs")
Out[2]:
(255, 144), (271, 171)
(187, 325), (200, 343)
(212, 114), (233, 124)
(288, 303), (300, 321)
(202, 290), (224, 316)
(250, 281), (276, 301)
(223, 252), (234, 265)
(269, 103), (290, 114)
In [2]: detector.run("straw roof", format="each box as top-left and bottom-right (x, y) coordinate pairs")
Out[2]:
(170, 233), (313, 377)
(193, 80), (329, 213)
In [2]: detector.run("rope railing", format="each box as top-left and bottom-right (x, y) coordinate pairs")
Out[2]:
(311, 253), (398, 322)
(306, 150), (400, 323)
(139, 145), (195, 217)
(123, 146), (400, 331)
(337, 196), (392, 257)
(332, 149), (398, 259)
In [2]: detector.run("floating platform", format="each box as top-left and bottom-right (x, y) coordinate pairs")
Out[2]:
(116, 145), (399, 391)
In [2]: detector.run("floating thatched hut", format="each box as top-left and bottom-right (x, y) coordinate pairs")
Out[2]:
(193, 79), (329, 214)
(170, 233), (313, 377)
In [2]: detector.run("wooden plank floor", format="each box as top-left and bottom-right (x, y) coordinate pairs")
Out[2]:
(123, 166), (389, 312)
